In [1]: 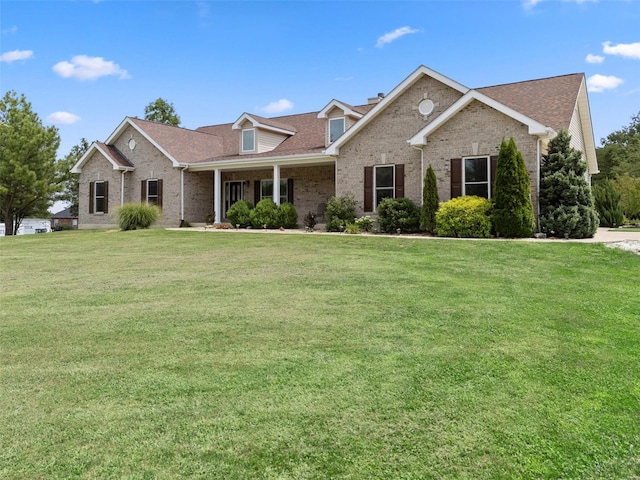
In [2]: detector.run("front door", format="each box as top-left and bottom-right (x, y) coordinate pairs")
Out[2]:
(224, 181), (244, 218)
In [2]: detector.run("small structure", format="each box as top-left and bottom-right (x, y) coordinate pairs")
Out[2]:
(50, 207), (78, 231)
(0, 218), (51, 236)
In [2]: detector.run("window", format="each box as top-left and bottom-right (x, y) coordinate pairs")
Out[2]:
(242, 128), (255, 152)
(463, 156), (490, 198)
(329, 117), (345, 143)
(375, 165), (395, 207)
(146, 179), (159, 205)
(260, 179), (288, 204)
(89, 180), (108, 214)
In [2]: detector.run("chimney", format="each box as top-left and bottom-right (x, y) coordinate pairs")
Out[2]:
(367, 92), (385, 104)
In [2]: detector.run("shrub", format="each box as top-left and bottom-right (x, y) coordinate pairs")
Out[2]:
(420, 165), (439, 234)
(344, 223), (361, 234)
(593, 179), (624, 227)
(436, 196), (492, 238)
(354, 215), (374, 232)
(325, 195), (356, 232)
(278, 202), (298, 228)
(116, 203), (161, 231)
(492, 137), (535, 237)
(613, 174), (640, 220)
(377, 197), (420, 233)
(226, 200), (253, 227)
(539, 129), (599, 238)
(250, 199), (279, 228)
(303, 211), (317, 229)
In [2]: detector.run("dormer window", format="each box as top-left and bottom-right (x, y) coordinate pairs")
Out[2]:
(329, 117), (345, 143)
(242, 128), (255, 153)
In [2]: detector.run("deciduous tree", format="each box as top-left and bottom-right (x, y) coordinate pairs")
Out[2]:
(144, 98), (181, 126)
(56, 138), (89, 217)
(0, 91), (60, 235)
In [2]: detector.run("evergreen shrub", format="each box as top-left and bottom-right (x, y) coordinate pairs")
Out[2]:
(344, 223), (361, 234)
(593, 179), (624, 227)
(226, 200), (253, 227)
(436, 196), (492, 238)
(250, 199), (280, 228)
(278, 202), (298, 228)
(325, 195), (356, 232)
(377, 197), (420, 233)
(613, 174), (640, 220)
(492, 137), (535, 237)
(420, 165), (439, 234)
(116, 203), (161, 230)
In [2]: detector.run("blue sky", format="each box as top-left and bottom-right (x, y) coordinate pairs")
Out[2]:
(2, 0), (639, 161)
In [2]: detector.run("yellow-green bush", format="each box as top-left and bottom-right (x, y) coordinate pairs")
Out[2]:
(436, 196), (492, 238)
(116, 203), (161, 230)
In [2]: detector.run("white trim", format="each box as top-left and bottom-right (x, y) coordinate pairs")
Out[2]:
(409, 90), (552, 147)
(186, 153), (334, 172)
(71, 142), (135, 173)
(462, 156), (491, 198)
(574, 77), (598, 175)
(326, 65), (470, 155)
(374, 164), (395, 207)
(317, 100), (364, 119)
(241, 128), (256, 153)
(108, 117), (182, 167)
(329, 117), (345, 144)
(94, 180), (106, 213)
(231, 113), (296, 135)
(214, 169), (221, 224)
(273, 165), (281, 205)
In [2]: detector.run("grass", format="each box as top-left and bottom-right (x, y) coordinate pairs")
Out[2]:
(1, 229), (639, 479)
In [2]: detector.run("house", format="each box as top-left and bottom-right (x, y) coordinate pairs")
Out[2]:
(71, 65), (597, 229)
(0, 218), (51, 236)
(50, 207), (78, 230)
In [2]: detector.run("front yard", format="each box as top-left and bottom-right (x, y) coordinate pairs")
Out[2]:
(1, 229), (639, 479)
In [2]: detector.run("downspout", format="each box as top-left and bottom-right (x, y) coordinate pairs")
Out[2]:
(411, 144), (425, 205)
(180, 166), (187, 227)
(121, 170), (125, 206)
(536, 138), (541, 233)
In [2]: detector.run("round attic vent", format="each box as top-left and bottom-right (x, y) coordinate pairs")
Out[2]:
(418, 99), (435, 116)
(128, 138), (136, 150)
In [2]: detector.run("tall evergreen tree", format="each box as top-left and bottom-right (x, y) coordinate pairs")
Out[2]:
(492, 137), (535, 237)
(539, 129), (599, 238)
(593, 179), (624, 227)
(0, 91), (60, 235)
(420, 164), (439, 234)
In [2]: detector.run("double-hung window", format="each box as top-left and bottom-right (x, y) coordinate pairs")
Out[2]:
(94, 181), (106, 213)
(329, 117), (345, 143)
(242, 128), (255, 153)
(463, 156), (490, 198)
(374, 165), (395, 207)
(146, 179), (159, 205)
(260, 179), (288, 204)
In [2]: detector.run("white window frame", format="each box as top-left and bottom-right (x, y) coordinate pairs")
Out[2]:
(462, 156), (491, 198)
(146, 179), (159, 205)
(260, 179), (288, 204)
(374, 165), (395, 207)
(242, 128), (256, 153)
(329, 117), (345, 144)
(94, 180), (106, 213)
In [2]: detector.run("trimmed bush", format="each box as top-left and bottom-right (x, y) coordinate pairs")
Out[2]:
(377, 197), (420, 233)
(278, 202), (298, 228)
(226, 200), (253, 227)
(420, 165), (439, 234)
(116, 203), (161, 230)
(354, 215), (374, 232)
(492, 137), (535, 237)
(436, 196), (492, 238)
(593, 179), (624, 227)
(250, 199), (280, 228)
(325, 195), (356, 232)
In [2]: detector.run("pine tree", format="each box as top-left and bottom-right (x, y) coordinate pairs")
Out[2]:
(492, 137), (535, 237)
(539, 129), (599, 238)
(593, 179), (624, 227)
(420, 165), (439, 234)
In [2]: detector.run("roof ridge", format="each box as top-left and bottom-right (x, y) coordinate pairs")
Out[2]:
(477, 72), (584, 90)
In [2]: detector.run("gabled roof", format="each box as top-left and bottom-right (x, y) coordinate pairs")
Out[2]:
(51, 207), (76, 218)
(317, 100), (365, 119)
(71, 141), (135, 173)
(409, 90), (553, 146)
(325, 65), (469, 155)
(231, 113), (297, 135)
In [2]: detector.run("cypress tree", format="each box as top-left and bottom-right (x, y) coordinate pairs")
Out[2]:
(593, 179), (624, 227)
(492, 137), (535, 237)
(420, 165), (439, 234)
(539, 129), (599, 238)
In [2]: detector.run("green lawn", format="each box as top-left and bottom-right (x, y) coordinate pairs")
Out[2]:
(1, 229), (639, 479)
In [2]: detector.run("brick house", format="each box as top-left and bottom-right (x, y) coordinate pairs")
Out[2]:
(71, 65), (597, 229)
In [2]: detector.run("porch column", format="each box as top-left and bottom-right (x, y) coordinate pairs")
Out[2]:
(214, 169), (221, 224)
(273, 164), (281, 205)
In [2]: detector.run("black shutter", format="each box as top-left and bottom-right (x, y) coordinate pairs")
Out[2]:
(103, 181), (109, 214)
(141, 180), (146, 203)
(450, 158), (462, 198)
(287, 179), (294, 204)
(254, 180), (261, 204)
(395, 164), (405, 198)
(364, 166), (373, 212)
(490, 156), (498, 197)
(89, 182), (94, 214)
(157, 179), (163, 209)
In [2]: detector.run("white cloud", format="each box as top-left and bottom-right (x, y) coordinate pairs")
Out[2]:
(602, 41), (640, 60)
(47, 111), (81, 124)
(586, 53), (604, 64)
(1, 26), (18, 35)
(52, 55), (130, 80)
(375, 26), (419, 48)
(260, 99), (294, 114)
(523, 0), (597, 9)
(586, 74), (623, 93)
(0, 49), (33, 63)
